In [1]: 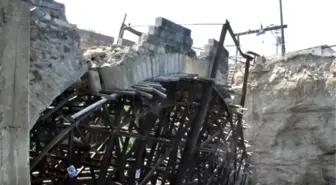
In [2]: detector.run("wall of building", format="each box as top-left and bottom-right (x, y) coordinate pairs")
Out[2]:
(78, 29), (115, 49)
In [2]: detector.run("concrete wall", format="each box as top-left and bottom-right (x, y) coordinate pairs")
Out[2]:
(78, 29), (115, 49)
(0, 1), (30, 184)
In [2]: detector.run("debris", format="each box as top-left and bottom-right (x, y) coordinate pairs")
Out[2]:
(67, 165), (77, 178)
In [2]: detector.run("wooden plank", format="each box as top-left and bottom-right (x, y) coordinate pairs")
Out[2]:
(0, 0), (30, 184)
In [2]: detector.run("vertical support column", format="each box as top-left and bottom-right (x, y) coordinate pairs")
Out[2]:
(0, 1), (30, 185)
(174, 80), (214, 184)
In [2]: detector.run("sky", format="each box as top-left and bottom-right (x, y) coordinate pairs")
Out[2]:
(56, 0), (336, 56)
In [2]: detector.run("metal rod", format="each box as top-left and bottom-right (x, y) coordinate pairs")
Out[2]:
(135, 90), (153, 99)
(209, 22), (227, 78)
(240, 59), (251, 107)
(152, 88), (167, 98)
(133, 85), (154, 92)
(123, 26), (142, 37)
(117, 13), (127, 41)
(70, 94), (117, 120)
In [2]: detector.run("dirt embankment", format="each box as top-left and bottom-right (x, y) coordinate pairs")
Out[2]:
(235, 54), (336, 185)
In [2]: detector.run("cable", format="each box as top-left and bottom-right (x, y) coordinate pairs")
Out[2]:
(129, 23), (225, 28)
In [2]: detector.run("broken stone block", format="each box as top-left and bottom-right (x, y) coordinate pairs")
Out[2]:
(88, 70), (102, 92)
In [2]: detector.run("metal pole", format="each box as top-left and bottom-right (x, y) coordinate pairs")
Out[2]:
(117, 13), (127, 41)
(235, 36), (240, 66)
(279, 0), (286, 56)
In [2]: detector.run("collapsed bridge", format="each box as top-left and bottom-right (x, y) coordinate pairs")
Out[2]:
(0, 1), (255, 184)
(29, 15), (255, 184)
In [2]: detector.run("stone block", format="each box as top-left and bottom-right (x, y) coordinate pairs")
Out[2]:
(155, 17), (180, 33)
(208, 39), (220, 48)
(182, 27), (191, 37)
(87, 70), (102, 92)
(142, 41), (156, 51)
(99, 65), (129, 89)
(180, 43), (192, 53)
(155, 17), (191, 37)
(183, 37), (193, 46)
(133, 45), (148, 55)
(140, 34), (161, 45)
(148, 26), (161, 37)
(156, 45), (166, 54)
(147, 24), (191, 52)
(204, 44), (214, 54)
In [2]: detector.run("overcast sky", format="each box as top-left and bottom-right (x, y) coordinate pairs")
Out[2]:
(56, 0), (335, 56)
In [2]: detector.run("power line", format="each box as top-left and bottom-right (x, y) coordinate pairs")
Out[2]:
(234, 25), (287, 36)
(129, 23), (226, 28)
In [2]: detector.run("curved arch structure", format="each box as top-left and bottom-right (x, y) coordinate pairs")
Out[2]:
(30, 74), (250, 185)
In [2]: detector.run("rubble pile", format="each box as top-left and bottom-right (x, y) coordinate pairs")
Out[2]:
(83, 17), (196, 69)
(235, 54), (336, 185)
(83, 44), (134, 68)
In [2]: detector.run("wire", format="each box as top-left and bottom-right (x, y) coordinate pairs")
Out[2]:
(129, 23), (225, 28)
